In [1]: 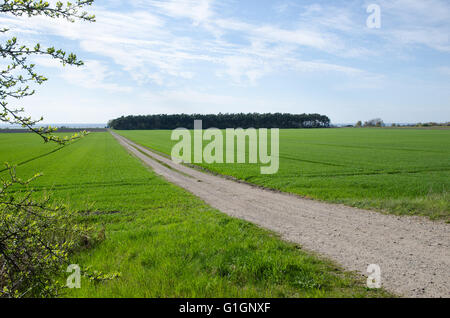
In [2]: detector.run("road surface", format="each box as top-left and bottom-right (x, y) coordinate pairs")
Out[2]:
(111, 131), (449, 298)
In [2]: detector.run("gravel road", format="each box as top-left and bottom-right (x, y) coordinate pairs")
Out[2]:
(111, 131), (449, 298)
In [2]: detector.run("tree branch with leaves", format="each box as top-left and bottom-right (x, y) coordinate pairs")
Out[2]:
(0, 0), (95, 143)
(0, 0), (98, 298)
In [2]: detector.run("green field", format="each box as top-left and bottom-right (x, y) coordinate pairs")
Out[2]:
(117, 128), (450, 220)
(0, 132), (385, 297)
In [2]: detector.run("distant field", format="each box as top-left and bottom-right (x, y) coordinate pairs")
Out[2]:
(0, 132), (385, 297)
(117, 128), (450, 220)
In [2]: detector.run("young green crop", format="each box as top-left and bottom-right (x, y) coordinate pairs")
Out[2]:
(0, 132), (387, 297)
(116, 128), (450, 220)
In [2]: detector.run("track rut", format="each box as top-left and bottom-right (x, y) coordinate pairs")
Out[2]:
(111, 131), (449, 298)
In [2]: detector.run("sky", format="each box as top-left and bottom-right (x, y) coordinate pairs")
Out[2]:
(1, 0), (449, 124)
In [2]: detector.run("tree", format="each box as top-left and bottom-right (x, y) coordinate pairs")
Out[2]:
(375, 120), (383, 127)
(108, 113), (332, 130)
(1, 0), (95, 142)
(364, 118), (384, 127)
(0, 0), (96, 298)
(355, 121), (362, 127)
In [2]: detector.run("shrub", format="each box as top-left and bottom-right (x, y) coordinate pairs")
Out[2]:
(0, 164), (96, 298)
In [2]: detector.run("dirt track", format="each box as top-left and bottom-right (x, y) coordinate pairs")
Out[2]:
(111, 131), (450, 298)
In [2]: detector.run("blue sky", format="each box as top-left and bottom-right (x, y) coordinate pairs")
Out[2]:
(1, 0), (449, 124)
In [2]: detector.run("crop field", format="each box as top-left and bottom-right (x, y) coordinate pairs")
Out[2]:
(117, 128), (450, 220)
(0, 132), (387, 297)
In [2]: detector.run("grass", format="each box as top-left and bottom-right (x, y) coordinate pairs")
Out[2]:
(116, 128), (450, 220)
(0, 132), (387, 297)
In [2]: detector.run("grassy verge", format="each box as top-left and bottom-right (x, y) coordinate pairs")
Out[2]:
(116, 128), (450, 220)
(0, 132), (388, 297)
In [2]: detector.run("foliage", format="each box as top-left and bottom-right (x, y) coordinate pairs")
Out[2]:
(0, 164), (97, 298)
(363, 118), (384, 127)
(0, 0), (95, 297)
(108, 113), (331, 130)
(414, 122), (450, 127)
(82, 266), (121, 283)
(0, 0), (94, 143)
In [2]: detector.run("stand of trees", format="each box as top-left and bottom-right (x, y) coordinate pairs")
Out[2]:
(364, 118), (385, 127)
(354, 118), (385, 127)
(108, 113), (331, 130)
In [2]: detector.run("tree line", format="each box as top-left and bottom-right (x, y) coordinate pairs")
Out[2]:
(354, 119), (450, 128)
(108, 113), (331, 130)
(355, 118), (385, 127)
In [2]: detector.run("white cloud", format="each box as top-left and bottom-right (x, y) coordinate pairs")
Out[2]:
(214, 18), (337, 51)
(1, 0), (447, 105)
(32, 57), (133, 92)
(216, 55), (271, 86)
(376, 0), (450, 52)
(1, 0), (394, 90)
(60, 60), (133, 93)
(149, 0), (214, 26)
(391, 28), (450, 52)
(138, 89), (282, 114)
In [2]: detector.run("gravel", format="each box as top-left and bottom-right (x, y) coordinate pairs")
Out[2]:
(112, 131), (450, 298)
